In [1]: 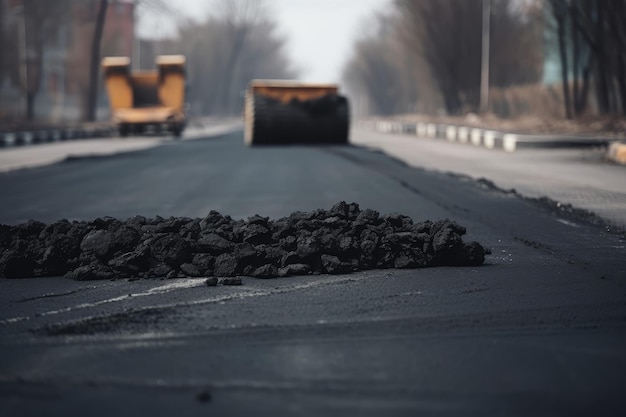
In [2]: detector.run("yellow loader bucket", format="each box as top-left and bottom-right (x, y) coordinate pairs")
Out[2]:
(102, 55), (186, 137)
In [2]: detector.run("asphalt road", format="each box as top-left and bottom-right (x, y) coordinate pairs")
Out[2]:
(1, 130), (625, 416)
(352, 127), (626, 228)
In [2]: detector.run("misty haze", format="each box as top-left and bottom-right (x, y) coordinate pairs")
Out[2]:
(1, 1), (625, 416)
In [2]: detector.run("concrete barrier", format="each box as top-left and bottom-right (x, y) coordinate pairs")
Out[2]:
(426, 124), (437, 138)
(483, 131), (497, 149)
(416, 123), (426, 137)
(470, 129), (482, 146)
(458, 127), (469, 144)
(359, 118), (618, 154)
(503, 134), (518, 152)
(2, 133), (16, 147)
(446, 126), (457, 141)
(1, 123), (116, 149)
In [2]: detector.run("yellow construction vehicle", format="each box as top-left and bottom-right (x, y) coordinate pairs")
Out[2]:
(102, 55), (186, 137)
(244, 80), (349, 145)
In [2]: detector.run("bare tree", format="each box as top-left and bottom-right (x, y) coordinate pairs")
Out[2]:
(548, 0), (626, 117)
(344, 1), (543, 117)
(396, 0), (482, 115)
(489, 0), (544, 88)
(85, 0), (108, 122)
(0, 1), (4, 82)
(0, 1), (19, 90)
(236, 19), (297, 91)
(343, 13), (417, 116)
(549, 0), (573, 118)
(149, 0), (296, 116)
(607, 1), (626, 116)
(214, 0), (266, 115)
(18, 0), (69, 120)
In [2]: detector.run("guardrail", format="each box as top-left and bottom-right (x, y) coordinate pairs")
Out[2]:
(0, 124), (116, 149)
(359, 120), (616, 153)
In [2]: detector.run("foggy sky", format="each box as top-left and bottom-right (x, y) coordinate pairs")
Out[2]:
(137, 0), (392, 83)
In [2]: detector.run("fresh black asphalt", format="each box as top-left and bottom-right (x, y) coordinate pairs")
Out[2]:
(1, 131), (625, 416)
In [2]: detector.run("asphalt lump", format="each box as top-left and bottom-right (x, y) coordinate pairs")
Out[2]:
(0, 202), (487, 280)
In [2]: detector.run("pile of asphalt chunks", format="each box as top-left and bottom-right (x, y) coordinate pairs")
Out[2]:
(0, 202), (487, 281)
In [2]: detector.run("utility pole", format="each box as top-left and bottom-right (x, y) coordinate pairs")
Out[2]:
(480, 0), (491, 113)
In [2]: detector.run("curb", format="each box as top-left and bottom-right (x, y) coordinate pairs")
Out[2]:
(0, 117), (236, 149)
(0, 125), (116, 149)
(359, 120), (618, 153)
(0, 123), (243, 174)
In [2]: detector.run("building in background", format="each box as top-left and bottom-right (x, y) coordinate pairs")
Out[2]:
(0, 0), (135, 124)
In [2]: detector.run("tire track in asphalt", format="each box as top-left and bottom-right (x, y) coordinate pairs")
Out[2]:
(0, 274), (370, 328)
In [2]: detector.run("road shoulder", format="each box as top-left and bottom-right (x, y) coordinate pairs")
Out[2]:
(0, 122), (242, 173)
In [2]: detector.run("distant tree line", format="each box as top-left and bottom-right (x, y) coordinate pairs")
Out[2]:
(343, 0), (626, 119)
(0, 0), (295, 123)
(145, 1), (297, 116)
(0, 0), (71, 121)
(549, 0), (626, 118)
(343, 0), (543, 116)
(155, 0), (297, 116)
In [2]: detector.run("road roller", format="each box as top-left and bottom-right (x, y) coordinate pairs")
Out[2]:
(244, 80), (350, 145)
(102, 55), (186, 137)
